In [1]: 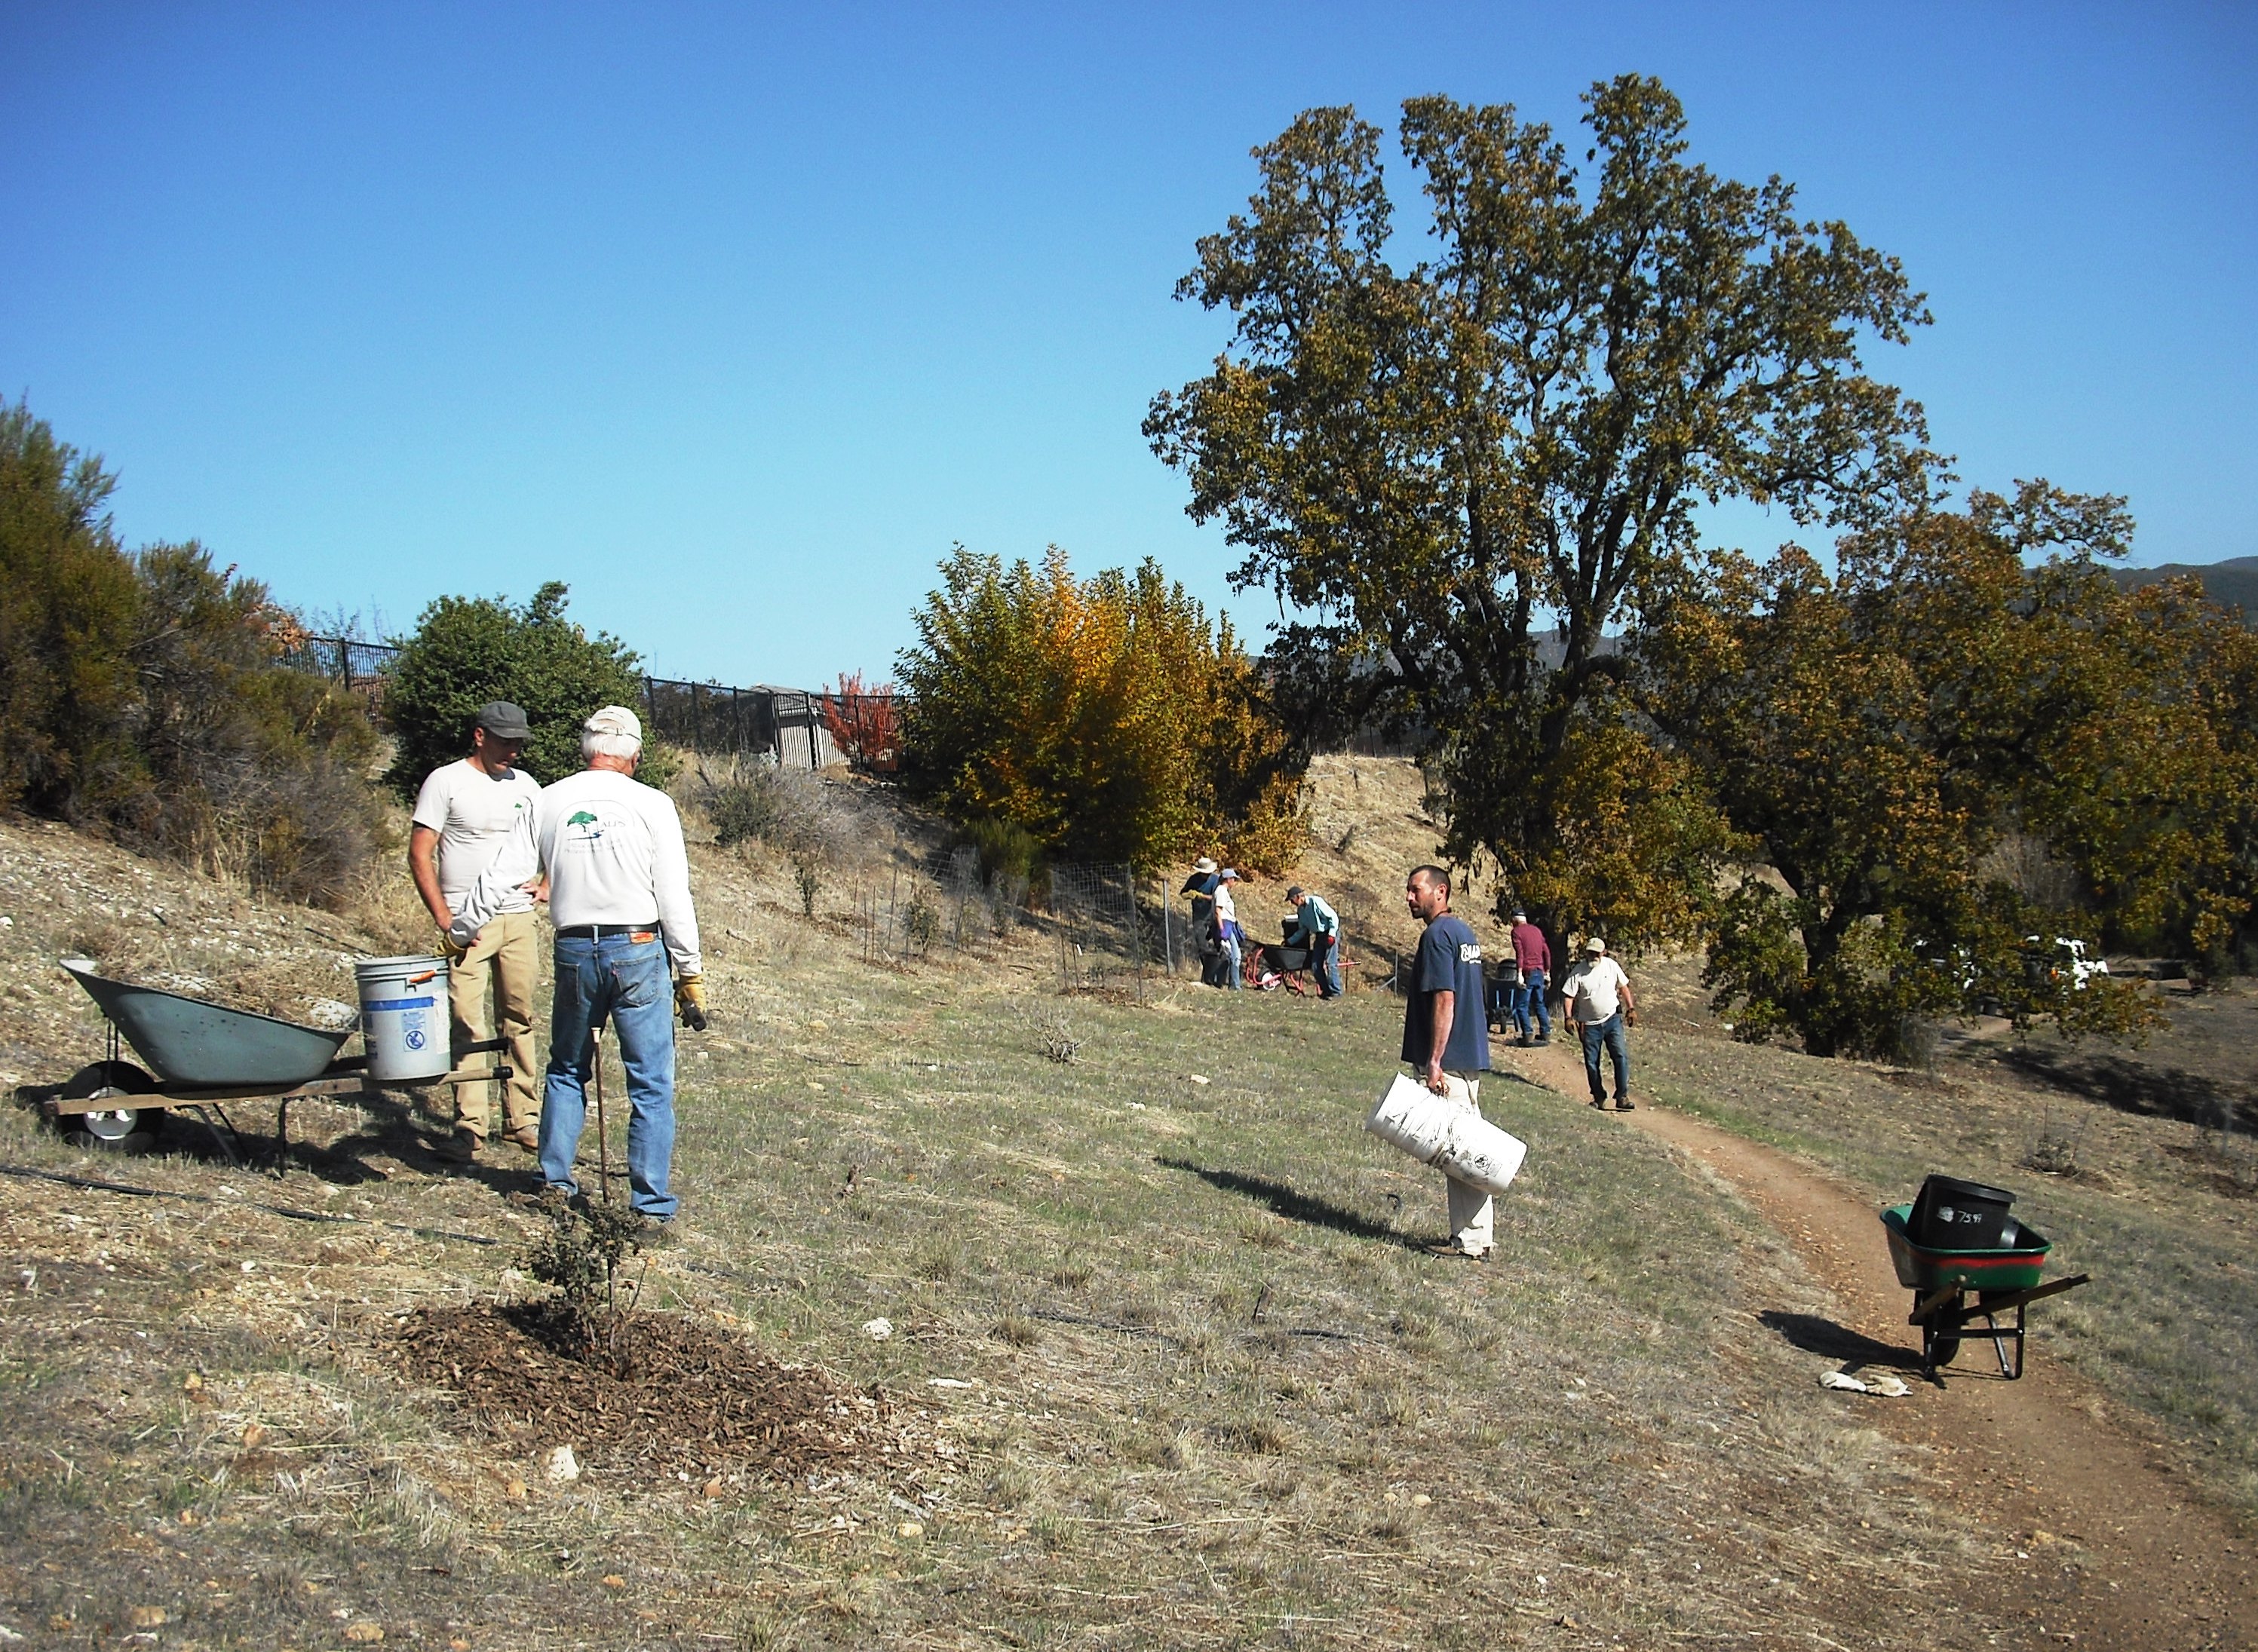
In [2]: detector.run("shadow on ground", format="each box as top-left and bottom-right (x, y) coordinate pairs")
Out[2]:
(1996, 1045), (2257, 1132)
(1156, 1158), (1409, 1245)
(1757, 1310), (1926, 1375)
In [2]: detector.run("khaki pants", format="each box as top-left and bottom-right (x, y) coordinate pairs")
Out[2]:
(1437, 1071), (1493, 1255)
(449, 909), (539, 1138)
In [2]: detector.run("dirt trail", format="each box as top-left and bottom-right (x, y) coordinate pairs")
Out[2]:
(1499, 1037), (2257, 1650)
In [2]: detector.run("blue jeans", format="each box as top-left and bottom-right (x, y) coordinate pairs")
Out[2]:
(1580, 1012), (1630, 1103)
(1312, 933), (1342, 998)
(1222, 924), (1243, 990)
(1514, 968), (1551, 1041)
(540, 932), (679, 1219)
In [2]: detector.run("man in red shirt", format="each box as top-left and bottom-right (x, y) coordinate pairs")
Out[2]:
(1508, 908), (1553, 1047)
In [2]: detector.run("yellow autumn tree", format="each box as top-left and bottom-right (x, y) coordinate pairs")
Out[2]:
(897, 546), (1305, 871)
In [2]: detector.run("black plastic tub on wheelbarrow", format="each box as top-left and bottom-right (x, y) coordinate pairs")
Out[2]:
(1881, 1188), (2090, 1378)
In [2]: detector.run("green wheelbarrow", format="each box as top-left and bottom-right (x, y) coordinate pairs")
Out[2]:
(1881, 1202), (2091, 1379)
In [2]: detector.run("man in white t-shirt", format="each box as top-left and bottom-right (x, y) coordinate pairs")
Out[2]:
(1560, 936), (1637, 1111)
(1213, 868), (1244, 991)
(410, 701), (546, 1161)
(531, 706), (704, 1229)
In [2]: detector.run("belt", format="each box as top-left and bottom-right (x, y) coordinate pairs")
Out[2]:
(555, 923), (659, 939)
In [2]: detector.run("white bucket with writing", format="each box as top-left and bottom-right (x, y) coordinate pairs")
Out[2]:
(354, 955), (450, 1083)
(1364, 1071), (1528, 1196)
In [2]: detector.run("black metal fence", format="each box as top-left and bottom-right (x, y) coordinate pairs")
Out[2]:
(279, 635), (900, 770)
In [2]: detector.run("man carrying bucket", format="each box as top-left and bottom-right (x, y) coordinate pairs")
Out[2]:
(532, 706), (704, 1232)
(1402, 866), (1493, 1259)
(409, 701), (544, 1163)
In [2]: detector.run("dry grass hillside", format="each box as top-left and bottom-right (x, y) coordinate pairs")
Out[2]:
(0, 758), (2251, 1648)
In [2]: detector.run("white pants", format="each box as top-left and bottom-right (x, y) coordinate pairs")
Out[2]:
(1437, 1071), (1493, 1254)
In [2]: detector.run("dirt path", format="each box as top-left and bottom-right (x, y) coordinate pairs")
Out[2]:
(1498, 1037), (2257, 1650)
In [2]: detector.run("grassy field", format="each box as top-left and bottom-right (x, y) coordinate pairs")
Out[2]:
(1623, 977), (2258, 1525)
(1, 822), (2059, 1649)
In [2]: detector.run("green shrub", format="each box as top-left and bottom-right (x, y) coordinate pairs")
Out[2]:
(0, 400), (144, 820)
(382, 581), (675, 795)
(0, 400), (383, 906)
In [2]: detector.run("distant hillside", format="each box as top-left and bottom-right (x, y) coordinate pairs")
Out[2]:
(2111, 555), (2258, 621)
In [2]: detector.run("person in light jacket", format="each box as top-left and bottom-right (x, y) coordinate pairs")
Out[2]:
(1285, 885), (1342, 998)
(532, 706), (705, 1230)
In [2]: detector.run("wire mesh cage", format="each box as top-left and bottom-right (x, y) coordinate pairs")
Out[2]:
(1050, 862), (1146, 1000)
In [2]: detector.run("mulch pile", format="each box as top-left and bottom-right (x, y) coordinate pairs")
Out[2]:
(395, 1301), (885, 1482)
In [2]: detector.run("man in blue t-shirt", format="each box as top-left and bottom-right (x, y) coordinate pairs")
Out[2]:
(1401, 865), (1494, 1259)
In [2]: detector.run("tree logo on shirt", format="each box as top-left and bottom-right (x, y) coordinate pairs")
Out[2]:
(564, 808), (604, 844)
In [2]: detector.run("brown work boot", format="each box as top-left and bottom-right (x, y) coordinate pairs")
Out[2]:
(503, 1124), (541, 1153)
(437, 1129), (483, 1163)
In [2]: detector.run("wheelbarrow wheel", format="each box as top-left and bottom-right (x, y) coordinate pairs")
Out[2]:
(1922, 1288), (1965, 1369)
(58, 1060), (165, 1154)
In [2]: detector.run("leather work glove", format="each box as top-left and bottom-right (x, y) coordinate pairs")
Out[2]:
(675, 974), (709, 1031)
(437, 927), (471, 963)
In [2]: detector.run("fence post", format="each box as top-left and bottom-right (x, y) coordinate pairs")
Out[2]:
(336, 637), (352, 689)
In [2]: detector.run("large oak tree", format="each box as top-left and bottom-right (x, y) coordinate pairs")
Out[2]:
(1147, 77), (1933, 948)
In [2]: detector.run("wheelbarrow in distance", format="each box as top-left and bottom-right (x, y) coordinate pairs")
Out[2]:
(1882, 1174), (2091, 1380)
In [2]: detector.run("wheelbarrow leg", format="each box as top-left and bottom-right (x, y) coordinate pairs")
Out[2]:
(181, 1104), (244, 1168)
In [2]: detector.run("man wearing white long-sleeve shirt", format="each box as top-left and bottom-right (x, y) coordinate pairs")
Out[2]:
(532, 705), (705, 1227)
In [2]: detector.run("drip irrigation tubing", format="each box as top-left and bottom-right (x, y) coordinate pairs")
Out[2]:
(0, 1161), (501, 1246)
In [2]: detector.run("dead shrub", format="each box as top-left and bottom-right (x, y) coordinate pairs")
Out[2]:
(1028, 1003), (1082, 1065)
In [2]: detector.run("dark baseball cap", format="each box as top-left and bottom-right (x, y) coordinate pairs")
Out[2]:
(474, 701), (531, 740)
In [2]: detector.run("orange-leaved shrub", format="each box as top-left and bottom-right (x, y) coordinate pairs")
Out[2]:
(897, 545), (1305, 872)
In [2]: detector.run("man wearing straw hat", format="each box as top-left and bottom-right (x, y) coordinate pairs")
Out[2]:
(1402, 866), (1493, 1259)
(1181, 857), (1223, 985)
(408, 700), (543, 1164)
(532, 706), (705, 1231)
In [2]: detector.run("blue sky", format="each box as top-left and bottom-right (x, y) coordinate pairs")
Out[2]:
(5, 2), (2252, 688)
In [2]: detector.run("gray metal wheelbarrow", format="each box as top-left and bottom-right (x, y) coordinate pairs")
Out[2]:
(29, 960), (505, 1168)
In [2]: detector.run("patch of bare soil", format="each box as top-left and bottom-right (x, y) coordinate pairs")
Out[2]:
(395, 1302), (891, 1482)
(1498, 1036), (2258, 1649)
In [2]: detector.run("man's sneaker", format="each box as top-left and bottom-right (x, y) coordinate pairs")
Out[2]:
(437, 1130), (483, 1163)
(1616, 1097), (1636, 1111)
(1422, 1240), (1486, 1261)
(503, 1124), (541, 1154)
(1533, 1036), (1551, 1046)
(634, 1217), (682, 1250)
(1589, 1097), (1609, 1110)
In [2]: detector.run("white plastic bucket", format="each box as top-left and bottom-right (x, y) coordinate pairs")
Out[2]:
(1364, 1071), (1528, 1196)
(354, 955), (451, 1083)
